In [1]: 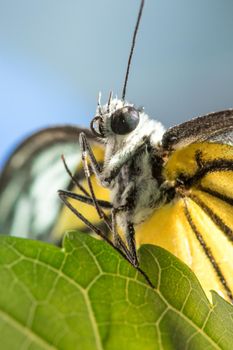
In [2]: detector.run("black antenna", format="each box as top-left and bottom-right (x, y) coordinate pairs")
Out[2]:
(122, 0), (145, 100)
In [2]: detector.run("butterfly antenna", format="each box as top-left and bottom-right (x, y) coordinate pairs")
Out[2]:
(121, 0), (145, 100)
(97, 91), (102, 115)
(107, 91), (113, 112)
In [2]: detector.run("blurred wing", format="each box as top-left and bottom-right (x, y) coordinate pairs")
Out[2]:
(137, 141), (233, 302)
(0, 126), (108, 242)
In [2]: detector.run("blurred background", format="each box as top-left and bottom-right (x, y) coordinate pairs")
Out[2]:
(1, 0), (233, 167)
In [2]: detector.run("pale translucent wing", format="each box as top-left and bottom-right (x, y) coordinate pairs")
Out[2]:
(208, 131), (233, 145)
(137, 142), (233, 302)
(0, 126), (95, 241)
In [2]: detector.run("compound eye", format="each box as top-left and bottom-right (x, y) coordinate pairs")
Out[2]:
(110, 107), (140, 135)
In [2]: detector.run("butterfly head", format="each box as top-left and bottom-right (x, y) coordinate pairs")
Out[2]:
(90, 93), (144, 140)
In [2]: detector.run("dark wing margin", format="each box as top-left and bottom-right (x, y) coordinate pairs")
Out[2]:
(0, 125), (94, 240)
(0, 125), (93, 191)
(162, 109), (233, 150)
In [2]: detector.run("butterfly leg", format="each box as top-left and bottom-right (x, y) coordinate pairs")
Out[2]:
(111, 208), (132, 262)
(79, 132), (142, 266)
(79, 132), (148, 186)
(79, 134), (105, 219)
(112, 207), (138, 267)
(58, 189), (112, 209)
(61, 154), (114, 231)
(58, 189), (113, 233)
(61, 154), (117, 233)
(59, 191), (133, 263)
(111, 206), (154, 287)
(126, 223), (138, 267)
(58, 189), (130, 257)
(59, 190), (111, 242)
(59, 188), (151, 286)
(61, 154), (90, 197)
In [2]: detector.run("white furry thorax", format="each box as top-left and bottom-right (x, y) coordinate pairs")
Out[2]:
(92, 96), (167, 226)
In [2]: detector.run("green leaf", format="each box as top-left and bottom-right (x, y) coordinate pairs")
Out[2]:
(0, 232), (232, 350)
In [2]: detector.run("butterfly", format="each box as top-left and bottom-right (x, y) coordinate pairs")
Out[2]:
(0, 0), (233, 303)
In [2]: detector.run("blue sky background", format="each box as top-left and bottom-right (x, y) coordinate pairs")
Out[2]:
(1, 0), (233, 167)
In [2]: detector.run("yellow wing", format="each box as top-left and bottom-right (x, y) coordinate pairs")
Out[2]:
(136, 142), (233, 302)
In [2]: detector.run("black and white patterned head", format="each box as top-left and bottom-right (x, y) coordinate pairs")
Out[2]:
(90, 96), (142, 139)
(90, 94), (165, 147)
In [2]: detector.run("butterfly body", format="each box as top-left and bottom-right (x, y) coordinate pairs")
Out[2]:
(95, 98), (165, 231)
(74, 102), (233, 301)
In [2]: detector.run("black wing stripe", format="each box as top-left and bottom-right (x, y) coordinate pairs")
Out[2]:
(199, 185), (233, 207)
(184, 159), (233, 188)
(189, 193), (233, 243)
(0, 125), (93, 190)
(183, 198), (233, 302)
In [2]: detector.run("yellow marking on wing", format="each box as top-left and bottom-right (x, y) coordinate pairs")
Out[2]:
(164, 142), (233, 181)
(200, 171), (233, 199)
(136, 197), (233, 302)
(192, 187), (233, 232)
(190, 189), (233, 294)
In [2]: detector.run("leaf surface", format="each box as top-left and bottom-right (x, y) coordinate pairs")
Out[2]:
(0, 232), (232, 350)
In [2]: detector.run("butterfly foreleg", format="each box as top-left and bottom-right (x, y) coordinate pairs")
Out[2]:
(79, 132), (148, 186)
(79, 132), (106, 218)
(79, 132), (146, 267)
